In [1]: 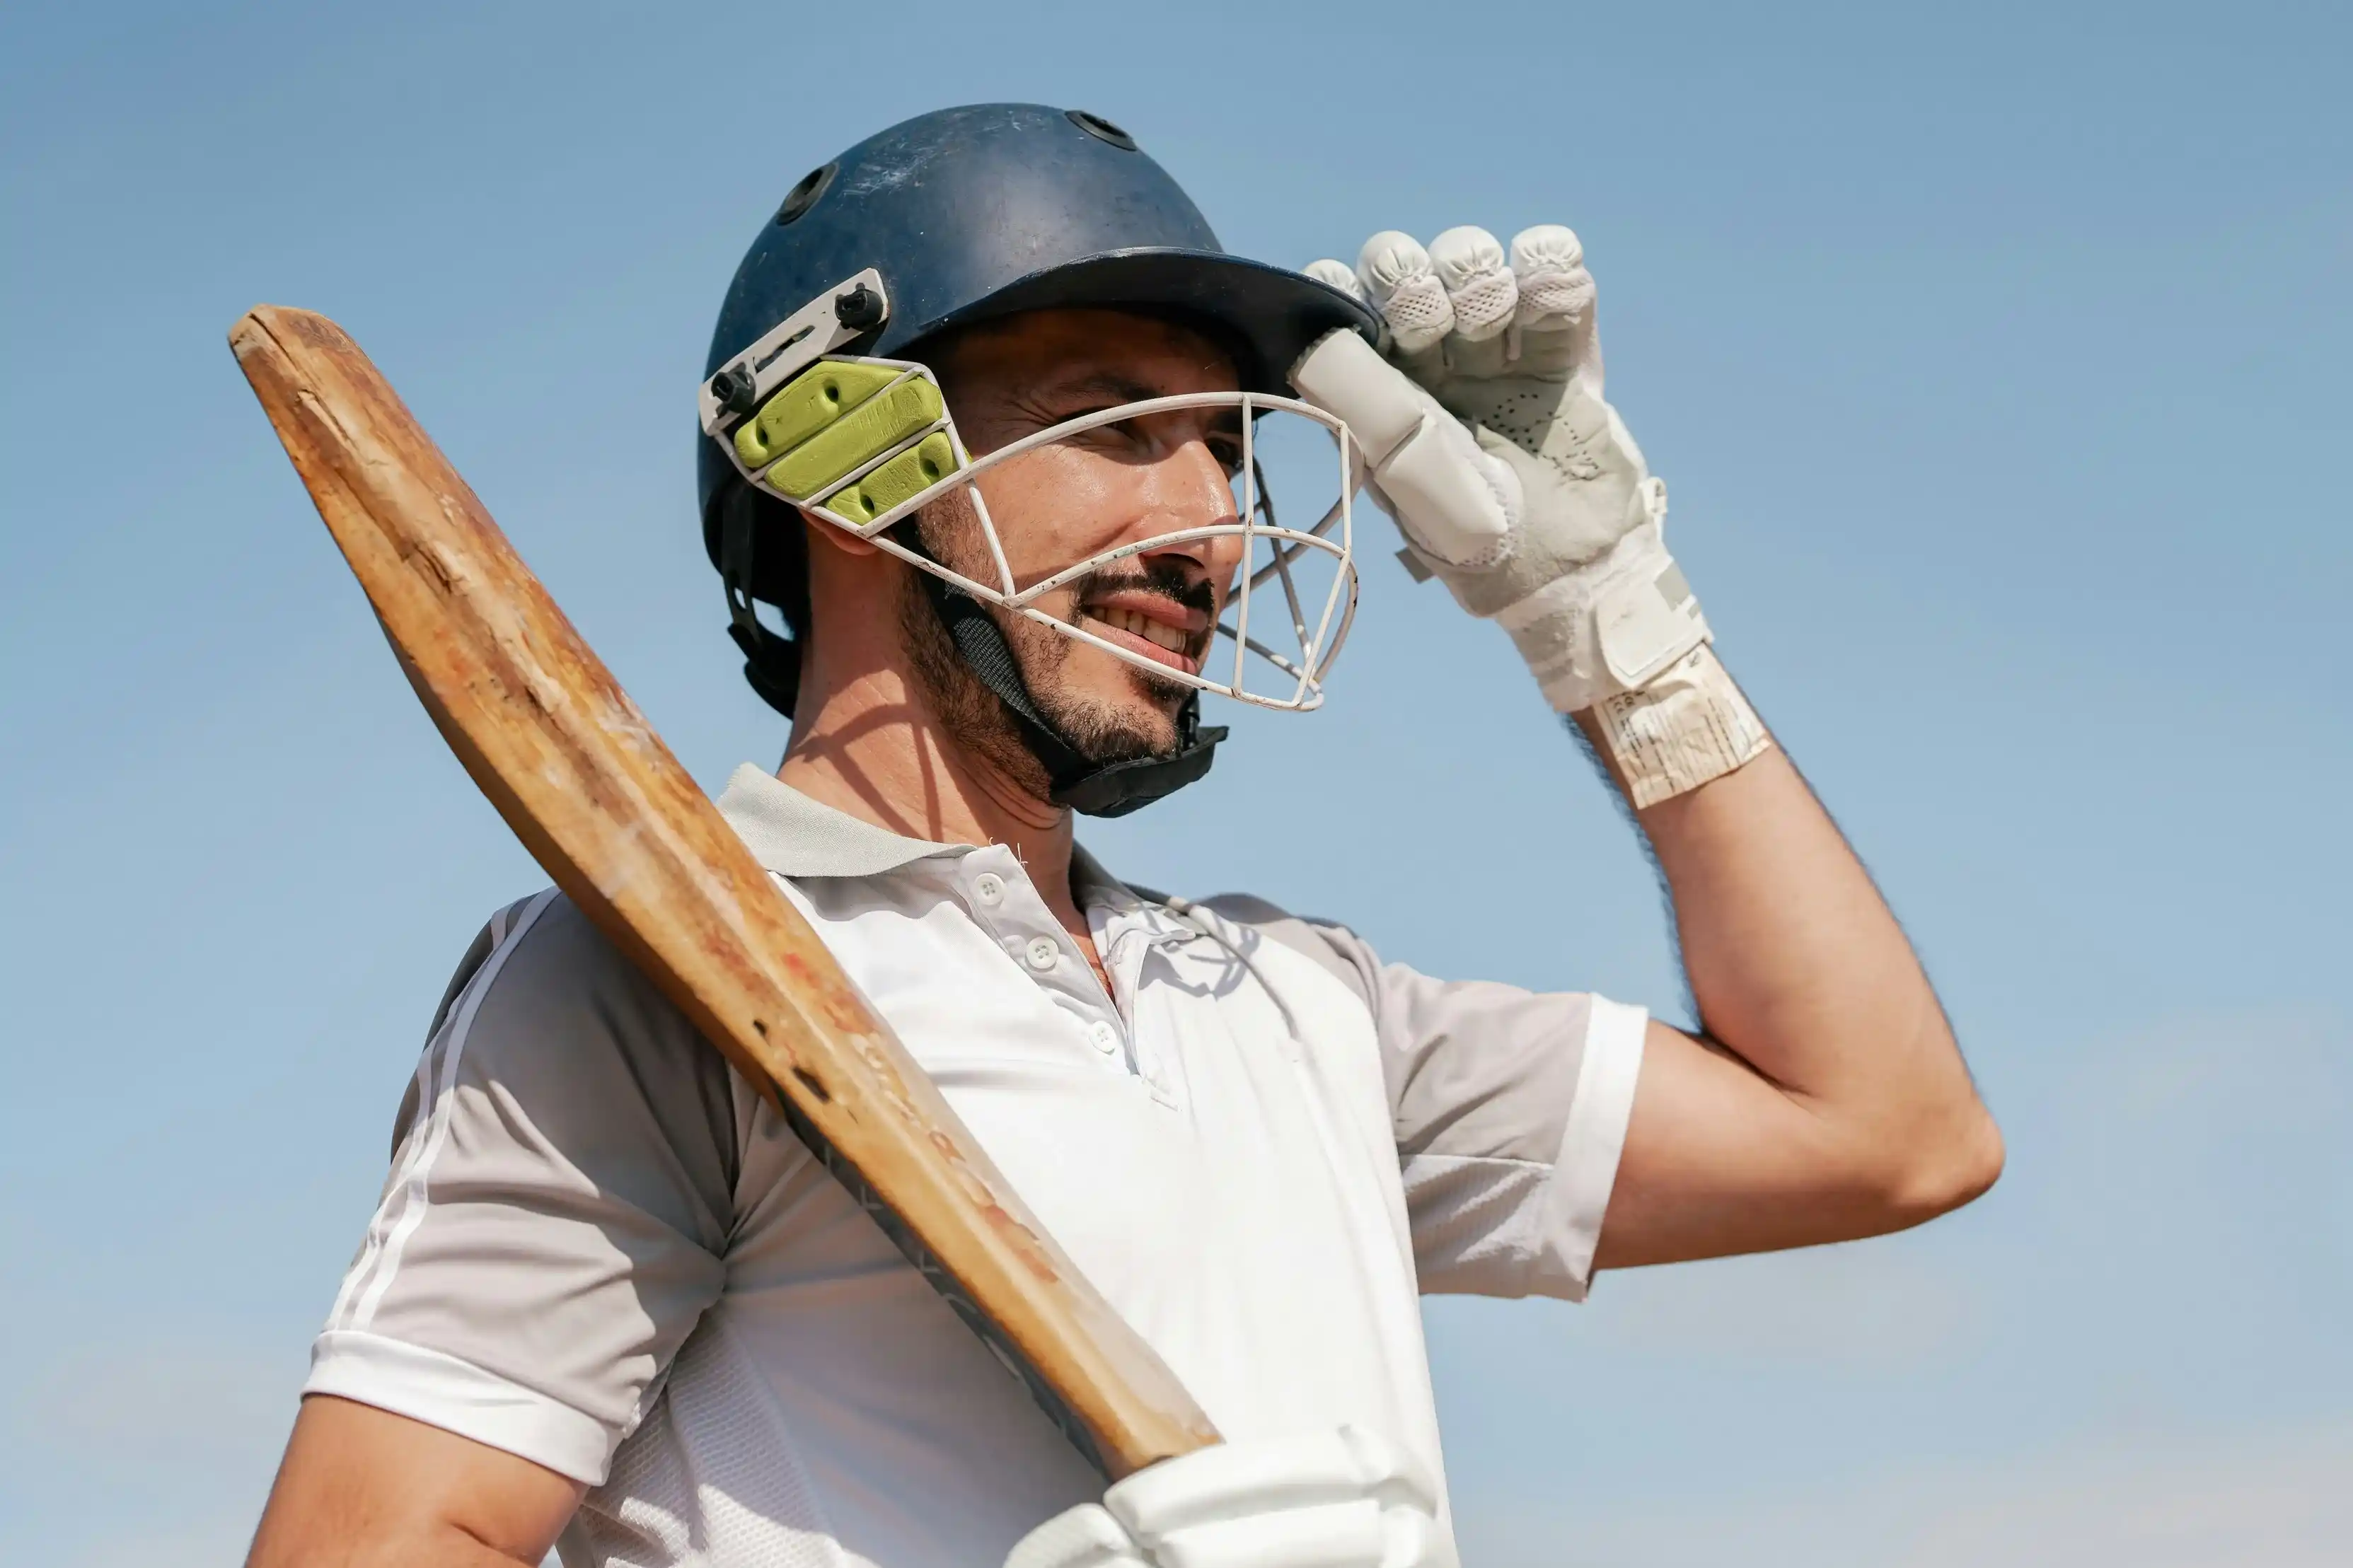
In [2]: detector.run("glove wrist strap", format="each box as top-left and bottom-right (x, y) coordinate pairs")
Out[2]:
(1588, 644), (1771, 807)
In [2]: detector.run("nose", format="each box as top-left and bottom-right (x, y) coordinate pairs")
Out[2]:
(1128, 429), (1246, 586)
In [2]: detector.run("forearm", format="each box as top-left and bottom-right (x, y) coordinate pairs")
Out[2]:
(1584, 716), (1950, 1098)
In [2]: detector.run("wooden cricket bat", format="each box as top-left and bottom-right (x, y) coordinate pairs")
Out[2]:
(229, 304), (1219, 1480)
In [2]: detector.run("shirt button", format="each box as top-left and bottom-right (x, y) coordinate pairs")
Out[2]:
(1024, 936), (1060, 972)
(973, 872), (1006, 907)
(1087, 1020), (1118, 1054)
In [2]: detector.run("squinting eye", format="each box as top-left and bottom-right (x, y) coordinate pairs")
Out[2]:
(1081, 417), (1150, 451)
(1211, 441), (1245, 477)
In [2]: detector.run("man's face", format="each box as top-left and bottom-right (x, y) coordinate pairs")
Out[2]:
(906, 308), (1248, 770)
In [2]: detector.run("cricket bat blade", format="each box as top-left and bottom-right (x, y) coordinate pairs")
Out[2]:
(227, 303), (1218, 1480)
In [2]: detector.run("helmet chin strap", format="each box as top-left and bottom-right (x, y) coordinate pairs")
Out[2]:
(719, 492), (1222, 817)
(908, 551), (1226, 820)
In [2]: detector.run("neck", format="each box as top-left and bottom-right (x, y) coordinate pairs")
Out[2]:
(775, 654), (1074, 892)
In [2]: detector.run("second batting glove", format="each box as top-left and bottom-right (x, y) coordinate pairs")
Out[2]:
(1003, 1426), (1450, 1568)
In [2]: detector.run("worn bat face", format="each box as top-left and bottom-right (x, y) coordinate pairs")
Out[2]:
(231, 304), (1219, 1480)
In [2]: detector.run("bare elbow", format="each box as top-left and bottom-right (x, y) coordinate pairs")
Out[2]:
(1884, 1098), (2004, 1226)
(1842, 1011), (2005, 1230)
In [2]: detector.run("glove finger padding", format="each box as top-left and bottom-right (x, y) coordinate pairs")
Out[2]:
(1426, 227), (1515, 343)
(1288, 329), (1517, 571)
(1352, 232), (1455, 380)
(1507, 224), (1600, 385)
(1426, 227), (1517, 379)
(1302, 258), (1365, 301)
(1290, 223), (1769, 803)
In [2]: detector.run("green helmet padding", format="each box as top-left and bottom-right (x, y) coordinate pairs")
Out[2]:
(734, 361), (905, 469)
(764, 376), (946, 501)
(819, 431), (960, 526)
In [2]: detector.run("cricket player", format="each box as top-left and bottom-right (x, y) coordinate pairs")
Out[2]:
(245, 103), (2001, 1568)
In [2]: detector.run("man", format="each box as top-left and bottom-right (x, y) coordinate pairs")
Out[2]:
(246, 103), (2001, 1568)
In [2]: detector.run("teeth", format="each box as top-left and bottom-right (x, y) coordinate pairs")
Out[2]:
(1091, 606), (1191, 656)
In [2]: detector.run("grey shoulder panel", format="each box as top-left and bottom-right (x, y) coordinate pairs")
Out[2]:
(319, 890), (743, 1477)
(399, 891), (746, 1236)
(425, 914), (501, 1041)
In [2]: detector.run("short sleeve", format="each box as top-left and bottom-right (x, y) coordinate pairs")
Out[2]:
(1192, 895), (1645, 1303)
(303, 890), (741, 1485)
(1368, 959), (1646, 1301)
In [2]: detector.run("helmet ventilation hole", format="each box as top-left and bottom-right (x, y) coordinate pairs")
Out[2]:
(1065, 110), (1137, 151)
(774, 162), (838, 226)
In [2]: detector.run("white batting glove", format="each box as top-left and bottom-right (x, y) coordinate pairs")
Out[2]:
(1003, 1427), (1451, 1568)
(1292, 226), (1769, 805)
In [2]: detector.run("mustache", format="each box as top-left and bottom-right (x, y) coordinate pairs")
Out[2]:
(1071, 559), (1218, 617)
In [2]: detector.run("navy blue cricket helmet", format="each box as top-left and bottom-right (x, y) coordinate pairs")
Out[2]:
(699, 103), (1376, 813)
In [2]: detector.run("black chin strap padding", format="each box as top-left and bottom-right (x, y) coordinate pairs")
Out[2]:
(719, 487), (802, 716)
(729, 623), (802, 716)
(918, 567), (1089, 779)
(910, 559), (1225, 818)
(1051, 714), (1229, 819)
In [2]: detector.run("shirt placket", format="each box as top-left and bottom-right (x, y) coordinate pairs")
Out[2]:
(954, 847), (1138, 1084)
(1094, 900), (1199, 1110)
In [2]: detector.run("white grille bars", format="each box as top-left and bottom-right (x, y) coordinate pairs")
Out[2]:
(702, 274), (1360, 714)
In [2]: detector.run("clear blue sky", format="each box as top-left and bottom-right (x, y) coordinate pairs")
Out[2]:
(4, 4), (2347, 1563)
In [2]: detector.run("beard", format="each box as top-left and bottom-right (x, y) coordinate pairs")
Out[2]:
(896, 496), (1201, 795)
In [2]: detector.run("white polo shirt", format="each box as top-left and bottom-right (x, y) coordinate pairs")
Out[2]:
(306, 766), (1646, 1568)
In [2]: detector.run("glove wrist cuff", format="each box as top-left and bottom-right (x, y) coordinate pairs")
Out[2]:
(1494, 530), (1709, 714)
(1587, 644), (1771, 807)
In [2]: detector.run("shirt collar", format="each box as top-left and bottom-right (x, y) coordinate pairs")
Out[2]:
(715, 764), (962, 878)
(712, 766), (1150, 910)
(1070, 842), (1150, 914)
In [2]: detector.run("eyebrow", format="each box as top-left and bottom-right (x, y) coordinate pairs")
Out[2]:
(1044, 372), (1179, 407)
(1037, 371), (1247, 436)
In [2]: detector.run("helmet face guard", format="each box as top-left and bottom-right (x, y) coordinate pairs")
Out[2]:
(701, 270), (1362, 714)
(698, 104), (1383, 813)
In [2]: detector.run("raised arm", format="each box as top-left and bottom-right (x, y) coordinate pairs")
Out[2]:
(1290, 221), (1999, 1267)
(1578, 716), (1999, 1265)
